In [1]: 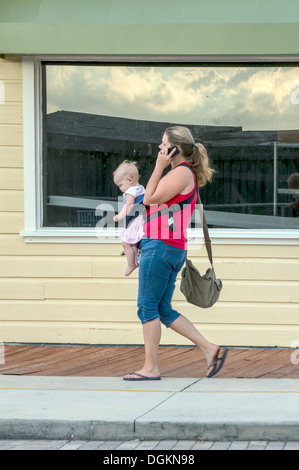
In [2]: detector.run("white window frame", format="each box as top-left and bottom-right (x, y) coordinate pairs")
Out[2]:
(20, 56), (299, 245)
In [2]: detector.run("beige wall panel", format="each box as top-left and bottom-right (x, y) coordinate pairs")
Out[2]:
(0, 321), (298, 348)
(0, 300), (298, 326)
(9, 235), (126, 257)
(93, 255), (299, 281)
(44, 278), (139, 301)
(208, 280), (299, 303)
(0, 236), (299, 259)
(160, 323), (299, 348)
(0, 235), (26, 254)
(4, 251), (296, 281)
(0, 168), (23, 189)
(0, 190), (23, 211)
(0, 58), (22, 79)
(0, 256), (93, 278)
(0, 235), (122, 256)
(0, 147), (23, 168)
(199, 245), (299, 259)
(42, 278), (299, 303)
(93, 242), (299, 260)
(1, 80), (22, 102)
(0, 280), (44, 300)
(173, 301), (299, 325)
(0, 212), (24, 233)
(93, 256), (138, 278)
(0, 321), (91, 344)
(0, 103), (22, 124)
(0, 321), (144, 345)
(0, 300), (137, 322)
(0, 124), (22, 146)
(212, 258), (299, 281)
(96, 255), (294, 281)
(89, 324), (144, 345)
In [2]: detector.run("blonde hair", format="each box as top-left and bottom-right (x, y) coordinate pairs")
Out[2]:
(113, 160), (139, 182)
(164, 126), (215, 187)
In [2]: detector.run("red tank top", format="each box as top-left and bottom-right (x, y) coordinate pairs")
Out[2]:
(143, 162), (197, 250)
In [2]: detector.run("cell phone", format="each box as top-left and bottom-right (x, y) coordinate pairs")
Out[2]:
(168, 145), (180, 157)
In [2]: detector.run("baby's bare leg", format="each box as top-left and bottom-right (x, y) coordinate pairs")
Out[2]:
(122, 242), (138, 276)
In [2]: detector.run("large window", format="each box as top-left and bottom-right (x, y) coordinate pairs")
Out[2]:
(41, 62), (299, 233)
(21, 59), (299, 242)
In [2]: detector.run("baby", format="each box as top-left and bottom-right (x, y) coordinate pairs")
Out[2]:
(113, 160), (145, 276)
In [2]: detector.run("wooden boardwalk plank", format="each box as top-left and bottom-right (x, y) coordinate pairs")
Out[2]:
(0, 345), (298, 379)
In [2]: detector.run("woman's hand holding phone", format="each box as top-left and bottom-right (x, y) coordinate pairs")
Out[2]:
(156, 145), (178, 170)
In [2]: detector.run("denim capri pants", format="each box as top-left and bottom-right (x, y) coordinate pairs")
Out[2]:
(137, 238), (187, 327)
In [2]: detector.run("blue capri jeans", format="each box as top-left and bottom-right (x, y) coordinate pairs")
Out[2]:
(137, 238), (187, 327)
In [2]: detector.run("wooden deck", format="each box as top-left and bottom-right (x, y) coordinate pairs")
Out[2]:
(0, 345), (298, 379)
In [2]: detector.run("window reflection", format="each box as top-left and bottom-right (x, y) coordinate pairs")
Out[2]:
(42, 63), (299, 229)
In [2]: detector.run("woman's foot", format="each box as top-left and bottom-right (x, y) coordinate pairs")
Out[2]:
(206, 346), (229, 378)
(123, 367), (160, 380)
(123, 371), (161, 381)
(204, 344), (220, 377)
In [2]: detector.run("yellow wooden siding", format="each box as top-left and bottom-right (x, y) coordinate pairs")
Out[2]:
(0, 147), (23, 168)
(0, 55), (299, 347)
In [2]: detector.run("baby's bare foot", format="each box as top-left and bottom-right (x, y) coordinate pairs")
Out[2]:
(125, 265), (137, 276)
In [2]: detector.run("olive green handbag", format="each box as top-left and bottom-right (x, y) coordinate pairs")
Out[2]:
(180, 193), (222, 308)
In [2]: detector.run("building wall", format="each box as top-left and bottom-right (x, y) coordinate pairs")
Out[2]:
(0, 55), (299, 348)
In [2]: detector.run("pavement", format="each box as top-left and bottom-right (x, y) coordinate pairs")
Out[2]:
(1, 375), (299, 442)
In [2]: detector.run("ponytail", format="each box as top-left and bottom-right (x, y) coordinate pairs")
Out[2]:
(189, 143), (215, 188)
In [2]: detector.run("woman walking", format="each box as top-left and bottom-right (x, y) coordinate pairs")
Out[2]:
(123, 126), (228, 380)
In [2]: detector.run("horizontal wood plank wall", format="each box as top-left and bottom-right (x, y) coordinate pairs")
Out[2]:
(0, 56), (299, 347)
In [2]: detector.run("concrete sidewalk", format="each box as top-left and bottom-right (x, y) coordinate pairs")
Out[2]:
(0, 375), (299, 442)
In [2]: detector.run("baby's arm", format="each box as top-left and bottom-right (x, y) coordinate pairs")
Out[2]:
(113, 194), (135, 222)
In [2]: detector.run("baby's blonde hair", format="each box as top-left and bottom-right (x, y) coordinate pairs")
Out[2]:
(113, 160), (139, 182)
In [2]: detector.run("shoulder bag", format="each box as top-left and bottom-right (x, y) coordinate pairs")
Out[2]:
(180, 191), (222, 308)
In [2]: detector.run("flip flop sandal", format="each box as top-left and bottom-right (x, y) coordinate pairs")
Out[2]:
(207, 348), (229, 378)
(123, 372), (161, 381)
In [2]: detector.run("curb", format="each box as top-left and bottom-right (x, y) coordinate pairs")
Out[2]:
(1, 419), (299, 442)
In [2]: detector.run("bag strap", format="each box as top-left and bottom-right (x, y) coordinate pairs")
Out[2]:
(178, 163), (213, 267)
(196, 188), (213, 267)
